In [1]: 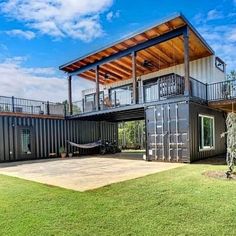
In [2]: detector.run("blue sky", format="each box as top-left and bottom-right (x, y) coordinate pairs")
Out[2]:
(0, 0), (235, 101)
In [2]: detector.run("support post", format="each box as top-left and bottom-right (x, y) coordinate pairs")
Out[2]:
(11, 96), (15, 112)
(184, 27), (190, 96)
(95, 65), (100, 111)
(46, 101), (50, 115)
(132, 51), (138, 104)
(68, 75), (73, 115)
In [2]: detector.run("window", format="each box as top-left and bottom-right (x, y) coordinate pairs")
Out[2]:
(215, 57), (225, 72)
(21, 129), (32, 154)
(199, 115), (215, 151)
(110, 85), (133, 105)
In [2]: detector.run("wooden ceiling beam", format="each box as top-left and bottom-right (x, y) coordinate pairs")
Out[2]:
(81, 70), (110, 83)
(80, 59), (121, 82)
(109, 47), (146, 73)
(79, 73), (105, 85)
(98, 66), (123, 81)
(136, 52), (162, 71)
(143, 29), (184, 60)
(165, 22), (196, 53)
(88, 54), (131, 77)
(140, 33), (174, 63)
(130, 37), (167, 66)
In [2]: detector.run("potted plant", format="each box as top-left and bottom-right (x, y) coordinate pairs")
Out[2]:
(59, 146), (67, 158)
(68, 153), (73, 158)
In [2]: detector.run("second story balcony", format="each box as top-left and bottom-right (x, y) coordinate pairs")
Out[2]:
(0, 96), (66, 118)
(71, 73), (208, 116)
(59, 13), (226, 117)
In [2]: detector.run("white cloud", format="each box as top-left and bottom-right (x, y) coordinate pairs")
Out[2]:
(194, 9), (224, 24)
(106, 10), (120, 22)
(0, 0), (114, 41)
(0, 57), (94, 102)
(193, 7), (236, 72)
(206, 9), (223, 21)
(197, 25), (236, 71)
(5, 29), (35, 40)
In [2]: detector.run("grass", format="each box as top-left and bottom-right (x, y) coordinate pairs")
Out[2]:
(0, 162), (236, 235)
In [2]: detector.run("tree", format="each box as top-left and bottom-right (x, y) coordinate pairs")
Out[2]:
(227, 70), (236, 80)
(118, 120), (145, 149)
(222, 112), (236, 178)
(62, 100), (81, 115)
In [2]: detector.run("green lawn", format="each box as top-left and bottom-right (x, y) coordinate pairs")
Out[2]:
(1, 163), (236, 236)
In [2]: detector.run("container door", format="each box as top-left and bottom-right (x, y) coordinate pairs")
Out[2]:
(146, 106), (166, 161)
(146, 106), (157, 160)
(146, 102), (189, 162)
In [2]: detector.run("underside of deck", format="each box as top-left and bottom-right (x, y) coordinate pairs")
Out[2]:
(208, 99), (236, 113)
(69, 96), (190, 121)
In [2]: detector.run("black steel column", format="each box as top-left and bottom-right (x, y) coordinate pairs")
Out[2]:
(95, 65), (100, 111)
(184, 27), (190, 96)
(68, 75), (73, 115)
(132, 51), (138, 104)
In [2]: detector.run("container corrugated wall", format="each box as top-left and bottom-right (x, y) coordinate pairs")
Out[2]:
(106, 56), (225, 90)
(189, 102), (226, 162)
(145, 99), (226, 163)
(0, 116), (118, 162)
(146, 100), (190, 163)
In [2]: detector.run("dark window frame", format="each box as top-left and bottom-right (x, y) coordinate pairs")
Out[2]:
(215, 57), (225, 73)
(199, 114), (215, 151)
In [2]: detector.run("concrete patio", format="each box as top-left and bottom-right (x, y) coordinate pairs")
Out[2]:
(0, 155), (184, 191)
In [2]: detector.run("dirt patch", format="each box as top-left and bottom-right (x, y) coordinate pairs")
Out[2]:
(203, 170), (236, 180)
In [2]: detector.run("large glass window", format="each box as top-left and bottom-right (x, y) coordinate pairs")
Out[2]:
(110, 85), (133, 106)
(144, 83), (159, 102)
(21, 129), (32, 154)
(199, 115), (215, 151)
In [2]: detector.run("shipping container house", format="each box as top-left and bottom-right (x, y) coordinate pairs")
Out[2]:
(0, 13), (233, 163)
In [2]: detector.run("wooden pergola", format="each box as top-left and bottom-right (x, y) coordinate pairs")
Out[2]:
(59, 13), (214, 114)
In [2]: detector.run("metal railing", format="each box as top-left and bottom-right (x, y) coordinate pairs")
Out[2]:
(0, 96), (66, 116)
(190, 77), (207, 101)
(71, 77), (236, 116)
(143, 74), (184, 103)
(207, 79), (236, 101)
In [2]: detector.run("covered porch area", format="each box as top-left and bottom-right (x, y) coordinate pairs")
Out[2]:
(59, 13), (213, 116)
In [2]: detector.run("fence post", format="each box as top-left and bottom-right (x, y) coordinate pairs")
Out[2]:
(12, 96), (15, 112)
(114, 91), (117, 107)
(205, 83), (208, 101)
(64, 103), (67, 118)
(46, 101), (50, 115)
(82, 99), (85, 113)
(157, 80), (160, 101)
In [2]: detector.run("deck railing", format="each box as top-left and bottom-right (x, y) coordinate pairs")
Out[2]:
(71, 77), (236, 116)
(72, 74), (186, 115)
(0, 96), (66, 116)
(190, 77), (207, 101)
(143, 74), (185, 103)
(207, 79), (236, 101)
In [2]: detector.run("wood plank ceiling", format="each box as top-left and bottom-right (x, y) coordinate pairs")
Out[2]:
(60, 15), (213, 85)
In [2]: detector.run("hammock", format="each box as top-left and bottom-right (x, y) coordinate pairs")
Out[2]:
(67, 140), (102, 149)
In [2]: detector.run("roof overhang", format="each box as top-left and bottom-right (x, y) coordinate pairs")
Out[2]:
(59, 13), (214, 85)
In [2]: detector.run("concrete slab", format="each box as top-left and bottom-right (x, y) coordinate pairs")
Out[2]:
(0, 156), (184, 191)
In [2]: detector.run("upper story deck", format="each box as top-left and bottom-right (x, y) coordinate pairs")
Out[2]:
(69, 73), (236, 118)
(59, 13), (228, 119)
(0, 76), (235, 119)
(0, 96), (66, 118)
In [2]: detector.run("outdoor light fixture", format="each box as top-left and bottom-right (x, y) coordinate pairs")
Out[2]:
(142, 60), (154, 68)
(104, 73), (109, 80)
